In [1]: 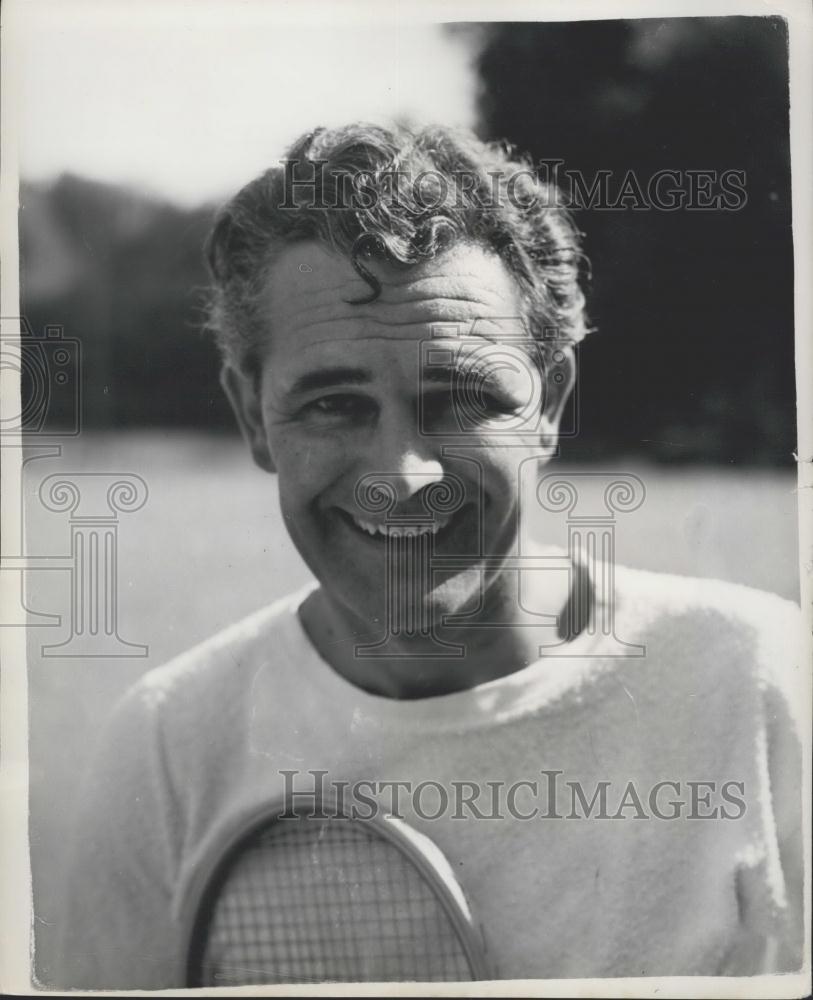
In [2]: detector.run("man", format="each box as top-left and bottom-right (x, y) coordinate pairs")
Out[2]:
(53, 124), (803, 988)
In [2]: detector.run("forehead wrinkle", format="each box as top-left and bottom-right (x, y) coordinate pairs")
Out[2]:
(278, 307), (515, 340)
(267, 261), (516, 316)
(371, 271), (521, 304)
(280, 281), (514, 313)
(280, 327), (527, 358)
(314, 282), (514, 316)
(269, 274), (370, 302)
(273, 289), (526, 335)
(275, 316), (528, 357)
(267, 256), (522, 313)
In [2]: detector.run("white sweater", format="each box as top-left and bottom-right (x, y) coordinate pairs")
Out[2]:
(51, 565), (804, 989)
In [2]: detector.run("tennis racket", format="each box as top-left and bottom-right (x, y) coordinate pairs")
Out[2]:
(182, 795), (490, 986)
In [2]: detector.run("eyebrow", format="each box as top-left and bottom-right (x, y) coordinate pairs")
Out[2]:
(420, 362), (503, 387)
(287, 366), (372, 395)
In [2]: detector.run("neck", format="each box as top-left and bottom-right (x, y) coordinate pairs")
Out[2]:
(298, 547), (580, 699)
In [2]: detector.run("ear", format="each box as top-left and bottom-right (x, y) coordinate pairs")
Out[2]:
(221, 365), (276, 473)
(538, 344), (576, 451)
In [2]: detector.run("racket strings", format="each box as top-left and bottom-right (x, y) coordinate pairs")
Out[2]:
(197, 817), (475, 984)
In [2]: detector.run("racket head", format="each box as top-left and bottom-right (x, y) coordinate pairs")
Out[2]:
(182, 795), (490, 986)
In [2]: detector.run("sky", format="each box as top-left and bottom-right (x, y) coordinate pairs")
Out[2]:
(12, 2), (479, 206)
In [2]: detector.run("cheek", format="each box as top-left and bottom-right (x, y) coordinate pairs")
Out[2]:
(475, 445), (523, 500)
(470, 443), (546, 528)
(268, 429), (350, 511)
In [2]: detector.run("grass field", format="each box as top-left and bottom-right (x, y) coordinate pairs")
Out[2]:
(23, 431), (801, 983)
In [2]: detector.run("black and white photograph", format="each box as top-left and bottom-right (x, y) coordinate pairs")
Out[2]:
(1, 0), (811, 995)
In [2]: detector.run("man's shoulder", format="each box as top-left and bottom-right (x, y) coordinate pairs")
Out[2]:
(129, 582), (318, 713)
(615, 562), (798, 622)
(613, 563), (801, 696)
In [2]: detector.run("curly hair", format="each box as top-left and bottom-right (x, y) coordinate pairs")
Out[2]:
(205, 123), (590, 373)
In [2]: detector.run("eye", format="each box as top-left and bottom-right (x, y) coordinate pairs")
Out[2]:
(447, 386), (522, 420)
(301, 393), (377, 423)
(474, 390), (522, 417)
(421, 387), (521, 430)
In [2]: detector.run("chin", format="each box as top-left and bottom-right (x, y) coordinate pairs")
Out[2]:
(323, 570), (479, 635)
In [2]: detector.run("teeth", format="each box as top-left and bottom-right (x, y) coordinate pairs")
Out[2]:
(347, 514), (451, 538)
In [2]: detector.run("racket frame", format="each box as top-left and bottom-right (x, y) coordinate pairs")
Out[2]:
(180, 793), (490, 986)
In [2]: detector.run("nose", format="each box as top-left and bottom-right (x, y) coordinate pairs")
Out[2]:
(370, 407), (445, 507)
(391, 448), (445, 505)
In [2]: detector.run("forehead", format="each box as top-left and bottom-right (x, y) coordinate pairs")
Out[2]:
(260, 240), (529, 368)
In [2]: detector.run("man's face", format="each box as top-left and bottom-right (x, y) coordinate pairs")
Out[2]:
(225, 241), (572, 625)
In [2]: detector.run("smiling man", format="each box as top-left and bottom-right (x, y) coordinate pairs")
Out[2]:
(54, 124), (803, 989)
(222, 237), (576, 698)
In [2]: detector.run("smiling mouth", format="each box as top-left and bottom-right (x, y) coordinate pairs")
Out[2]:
(335, 507), (463, 541)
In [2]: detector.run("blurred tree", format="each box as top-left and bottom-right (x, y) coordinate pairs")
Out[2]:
(463, 15), (794, 464)
(19, 175), (231, 430)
